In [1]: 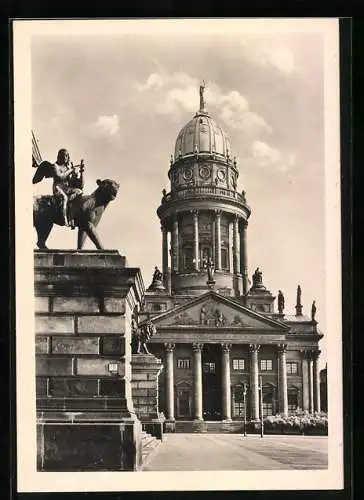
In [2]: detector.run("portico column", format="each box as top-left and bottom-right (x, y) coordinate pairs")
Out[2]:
(162, 225), (169, 287)
(308, 351), (314, 413)
(172, 214), (179, 272)
(192, 210), (199, 271)
(164, 343), (175, 421)
(249, 344), (260, 420)
(233, 215), (240, 275)
(192, 343), (203, 420)
(300, 350), (310, 411)
(278, 344), (288, 416)
(313, 350), (321, 412)
(215, 210), (222, 271)
(239, 220), (248, 295)
(221, 343), (232, 421)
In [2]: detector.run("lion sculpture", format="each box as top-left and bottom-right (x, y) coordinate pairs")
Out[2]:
(33, 178), (120, 250)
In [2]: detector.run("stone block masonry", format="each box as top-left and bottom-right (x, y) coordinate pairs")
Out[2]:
(34, 250), (145, 471)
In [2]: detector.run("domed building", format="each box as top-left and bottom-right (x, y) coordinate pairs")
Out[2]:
(139, 85), (324, 432)
(157, 85), (250, 298)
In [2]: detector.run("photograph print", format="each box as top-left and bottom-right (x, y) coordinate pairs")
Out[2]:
(13, 18), (343, 493)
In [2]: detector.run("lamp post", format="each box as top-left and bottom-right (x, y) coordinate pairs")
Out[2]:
(259, 376), (264, 438)
(243, 383), (247, 437)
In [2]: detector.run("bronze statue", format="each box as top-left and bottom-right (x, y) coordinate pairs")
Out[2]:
(277, 290), (285, 314)
(199, 80), (206, 111)
(311, 300), (317, 321)
(252, 267), (263, 286)
(33, 178), (119, 250)
(132, 316), (156, 355)
(33, 149), (85, 228)
(152, 266), (163, 283)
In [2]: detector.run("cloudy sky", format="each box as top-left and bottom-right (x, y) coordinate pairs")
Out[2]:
(31, 21), (335, 366)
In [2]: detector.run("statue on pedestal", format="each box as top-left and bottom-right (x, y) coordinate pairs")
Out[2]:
(203, 256), (215, 283)
(132, 313), (157, 355)
(277, 290), (285, 314)
(252, 267), (263, 286)
(311, 300), (317, 321)
(33, 148), (119, 250)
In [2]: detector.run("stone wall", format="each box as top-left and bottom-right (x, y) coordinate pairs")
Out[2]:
(35, 250), (144, 471)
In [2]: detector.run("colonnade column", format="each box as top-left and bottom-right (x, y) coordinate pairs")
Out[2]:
(192, 343), (203, 420)
(239, 220), (248, 295)
(221, 343), (232, 421)
(300, 350), (310, 411)
(215, 210), (222, 271)
(164, 343), (175, 421)
(192, 210), (199, 271)
(233, 215), (240, 274)
(313, 350), (321, 412)
(308, 351), (314, 413)
(249, 344), (260, 420)
(172, 214), (179, 272)
(161, 225), (169, 287)
(278, 344), (288, 416)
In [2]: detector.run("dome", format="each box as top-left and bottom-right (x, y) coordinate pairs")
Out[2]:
(174, 111), (232, 160)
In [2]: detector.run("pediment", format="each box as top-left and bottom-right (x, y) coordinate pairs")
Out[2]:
(149, 291), (288, 331)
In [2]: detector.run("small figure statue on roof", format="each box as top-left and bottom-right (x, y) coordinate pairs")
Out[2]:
(162, 188), (167, 203)
(152, 266), (163, 283)
(252, 267), (263, 286)
(295, 285), (303, 316)
(311, 300), (317, 321)
(277, 290), (285, 314)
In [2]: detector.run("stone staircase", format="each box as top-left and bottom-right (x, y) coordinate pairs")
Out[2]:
(174, 420), (245, 433)
(141, 430), (160, 463)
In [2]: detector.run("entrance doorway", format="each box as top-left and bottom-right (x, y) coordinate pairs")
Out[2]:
(202, 344), (222, 420)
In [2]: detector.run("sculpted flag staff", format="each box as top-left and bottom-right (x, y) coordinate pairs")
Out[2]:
(32, 144), (120, 250)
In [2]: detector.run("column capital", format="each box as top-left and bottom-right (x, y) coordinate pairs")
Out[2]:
(299, 349), (309, 360)
(233, 214), (240, 223)
(312, 350), (321, 361)
(214, 209), (222, 218)
(277, 343), (288, 354)
(191, 209), (199, 218)
(239, 219), (248, 230)
(249, 344), (260, 353)
(221, 343), (232, 352)
(164, 343), (175, 352)
(192, 342), (204, 352)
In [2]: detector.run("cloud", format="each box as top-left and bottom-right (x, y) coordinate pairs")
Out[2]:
(136, 72), (271, 134)
(241, 39), (297, 75)
(251, 140), (296, 171)
(91, 114), (120, 137)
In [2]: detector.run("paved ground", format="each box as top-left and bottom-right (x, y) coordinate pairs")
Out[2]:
(141, 434), (328, 471)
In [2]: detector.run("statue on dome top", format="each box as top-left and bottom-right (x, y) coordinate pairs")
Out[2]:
(199, 80), (206, 111)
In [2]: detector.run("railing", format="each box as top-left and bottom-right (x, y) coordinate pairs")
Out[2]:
(162, 186), (247, 205)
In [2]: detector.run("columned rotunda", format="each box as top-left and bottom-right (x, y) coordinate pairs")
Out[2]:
(139, 85), (323, 431)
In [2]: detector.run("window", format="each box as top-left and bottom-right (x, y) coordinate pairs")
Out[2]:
(152, 303), (162, 312)
(262, 392), (273, 416)
(288, 391), (298, 412)
(260, 359), (273, 371)
(233, 387), (247, 417)
(183, 247), (194, 271)
(221, 248), (228, 270)
(203, 362), (215, 373)
(286, 361), (298, 375)
(232, 359), (245, 371)
(177, 358), (190, 369)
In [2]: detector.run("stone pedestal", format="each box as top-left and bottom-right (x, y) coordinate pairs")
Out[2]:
(131, 353), (164, 440)
(34, 250), (144, 471)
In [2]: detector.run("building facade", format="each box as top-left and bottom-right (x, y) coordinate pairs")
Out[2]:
(139, 87), (324, 428)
